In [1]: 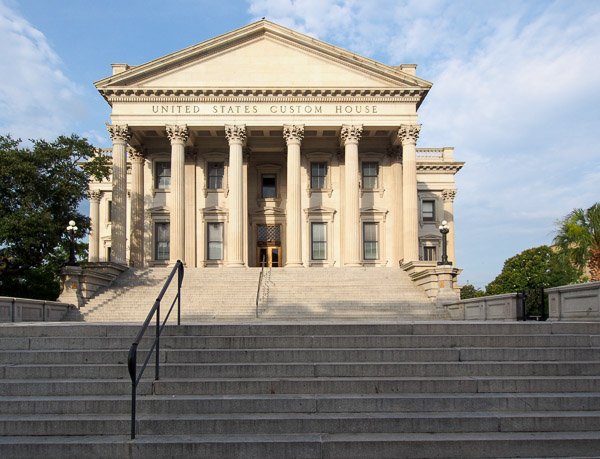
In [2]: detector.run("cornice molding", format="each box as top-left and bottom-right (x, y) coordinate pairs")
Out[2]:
(417, 162), (464, 174)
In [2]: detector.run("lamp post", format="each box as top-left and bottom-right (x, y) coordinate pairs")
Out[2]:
(438, 220), (451, 266)
(66, 220), (78, 266)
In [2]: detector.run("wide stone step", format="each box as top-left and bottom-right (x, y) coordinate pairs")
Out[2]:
(2, 431), (600, 458)
(4, 361), (600, 379)
(3, 393), (600, 415)
(3, 411), (600, 436)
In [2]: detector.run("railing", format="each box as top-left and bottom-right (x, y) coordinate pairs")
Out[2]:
(255, 254), (266, 318)
(127, 260), (184, 439)
(416, 148), (444, 160)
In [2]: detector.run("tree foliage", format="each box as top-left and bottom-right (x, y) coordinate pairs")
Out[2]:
(0, 134), (110, 299)
(460, 284), (486, 300)
(485, 245), (580, 316)
(554, 202), (600, 282)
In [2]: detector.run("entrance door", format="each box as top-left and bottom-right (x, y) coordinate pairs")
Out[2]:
(257, 224), (282, 267)
(258, 246), (280, 267)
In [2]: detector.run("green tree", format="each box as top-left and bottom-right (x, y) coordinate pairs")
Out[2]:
(0, 134), (110, 300)
(554, 202), (600, 282)
(485, 245), (580, 316)
(460, 284), (486, 300)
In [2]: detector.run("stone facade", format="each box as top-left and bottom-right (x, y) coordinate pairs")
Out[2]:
(88, 20), (463, 269)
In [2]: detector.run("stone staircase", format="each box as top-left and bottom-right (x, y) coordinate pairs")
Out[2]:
(74, 267), (443, 322)
(1, 321), (600, 457)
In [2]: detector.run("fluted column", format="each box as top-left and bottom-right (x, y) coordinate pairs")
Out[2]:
(442, 189), (457, 265)
(166, 125), (189, 264)
(398, 124), (421, 263)
(129, 149), (145, 267)
(88, 191), (101, 262)
(388, 146), (403, 264)
(225, 125), (246, 267)
(184, 148), (197, 268)
(284, 125), (304, 267)
(341, 125), (363, 266)
(106, 124), (131, 265)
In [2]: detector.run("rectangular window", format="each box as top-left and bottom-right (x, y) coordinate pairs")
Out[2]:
(155, 222), (170, 260)
(311, 222), (327, 260)
(422, 200), (435, 221)
(262, 174), (276, 198)
(107, 247), (111, 262)
(207, 222), (224, 260)
(423, 246), (437, 261)
(155, 162), (171, 189)
(311, 162), (327, 189)
(363, 222), (379, 260)
(362, 162), (378, 189)
(207, 162), (224, 189)
(107, 201), (112, 222)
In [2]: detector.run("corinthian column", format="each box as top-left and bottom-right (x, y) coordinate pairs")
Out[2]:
(88, 191), (101, 262)
(283, 125), (304, 267)
(166, 125), (189, 265)
(442, 189), (457, 265)
(398, 124), (421, 263)
(225, 125), (246, 267)
(341, 125), (363, 266)
(106, 124), (131, 265)
(129, 149), (145, 267)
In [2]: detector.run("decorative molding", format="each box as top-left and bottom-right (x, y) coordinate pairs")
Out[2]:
(166, 125), (189, 143)
(225, 125), (247, 144)
(397, 124), (421, 144)
(128, 148), (145, 163)
(417, 162), (464, 174)
(88, 191), (101, 202)
(106, 124), (131, 143)
(341, 125), (363, 144)
(442, 189), (457, 203)
(283, 124), (305, 144)
(386, 145), (402, 162)
(184, 146), (197, 162)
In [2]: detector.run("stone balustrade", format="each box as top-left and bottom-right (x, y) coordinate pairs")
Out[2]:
(0, 297), (75, 322)
(547, 281), (600, 321)
(444, 293), (521, 321)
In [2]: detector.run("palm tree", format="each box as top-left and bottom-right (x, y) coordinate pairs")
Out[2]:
(554, 203), (600, 282)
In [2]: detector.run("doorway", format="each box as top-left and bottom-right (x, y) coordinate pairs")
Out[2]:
(257, 224), (282, 267)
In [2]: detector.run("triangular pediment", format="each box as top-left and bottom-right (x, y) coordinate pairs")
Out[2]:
(95, 21), (432, 93)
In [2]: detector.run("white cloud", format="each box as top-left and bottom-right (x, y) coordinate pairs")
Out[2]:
(0, 1), (86, 141)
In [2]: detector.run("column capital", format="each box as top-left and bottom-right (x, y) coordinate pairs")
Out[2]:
(386, 145), (402, 161)
(106, 124), (131, 143)
(87, 190), (101, 202)
(128, 148), (146, 164)
(185, 146), (198, 163)
(442, 189), (457, 202)
(283, 124), (304, 145)
(397, 124), (421, 145)
(225, 125), (246, 144)
(166, 125), (189, 144)
(341, 125), (363, 145)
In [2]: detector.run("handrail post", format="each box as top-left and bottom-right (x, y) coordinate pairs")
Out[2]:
(178, 261), (182, 326)
(156, 299), (160, 381)
(128, 344), (138, 440)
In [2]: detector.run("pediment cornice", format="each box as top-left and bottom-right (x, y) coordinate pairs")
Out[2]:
(95, 20), (432, 106)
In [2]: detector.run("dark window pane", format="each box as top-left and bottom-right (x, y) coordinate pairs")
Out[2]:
(155, 162), (171, 189)
(262, 174), (276, 198)
(207, 162), (224, 189)
(155, 222), (170, 260)
(311, 162), (327, 189)
(362, 162), (378, 189)
(422, 200), (435, 221)
(207, 222), (223, 260)
(311, 222), (327, 260)
(363, 222), (379, 260)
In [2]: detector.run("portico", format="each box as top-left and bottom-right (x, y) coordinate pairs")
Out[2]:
(88, 20), (463, 271)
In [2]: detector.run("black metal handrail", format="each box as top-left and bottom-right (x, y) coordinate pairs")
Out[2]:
(255, 254), (266, 318)
(127, 260), (184, 439)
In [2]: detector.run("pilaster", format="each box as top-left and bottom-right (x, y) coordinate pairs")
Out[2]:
(442, 189), (457, 266)
(129, 148), (145, 267)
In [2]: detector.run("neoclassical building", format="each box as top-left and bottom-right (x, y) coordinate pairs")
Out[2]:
(87, 20), (463, 270)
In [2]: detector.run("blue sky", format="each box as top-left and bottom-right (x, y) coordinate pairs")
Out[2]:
(1, 0), (598, 287)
